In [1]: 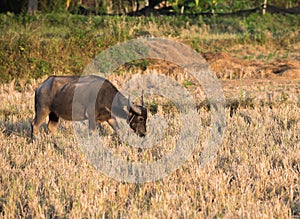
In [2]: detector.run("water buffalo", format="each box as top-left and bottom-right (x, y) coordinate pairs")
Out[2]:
(31, 75), (147, 140)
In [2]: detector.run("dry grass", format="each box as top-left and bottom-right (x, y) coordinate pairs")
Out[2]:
(0, 74), (299, 218)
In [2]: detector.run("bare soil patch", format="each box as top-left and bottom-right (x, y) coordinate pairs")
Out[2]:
(144, 51), (300, 79)
(202, 52), (300, 80)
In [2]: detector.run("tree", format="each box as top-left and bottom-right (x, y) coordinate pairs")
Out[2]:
(263, 0), (268, 14)
(27, 0), (38, 14)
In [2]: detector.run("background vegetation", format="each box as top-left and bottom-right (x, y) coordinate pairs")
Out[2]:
(1, 12), (299, 83)
(1, 0), (300, 14)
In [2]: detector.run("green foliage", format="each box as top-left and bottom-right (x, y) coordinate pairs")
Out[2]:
(171, 0), (218, 14)
(1, 0), (300, 15)
(268, 0), (300, 8)
(242, 12), (300, 45)
(124, 59), (150, 71)
(228, 0), (260, 11)
(170, 0), (262, 14)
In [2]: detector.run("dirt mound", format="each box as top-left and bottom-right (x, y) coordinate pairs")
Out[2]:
(144, 52), (300, 81)
(202, 52), (300, 80)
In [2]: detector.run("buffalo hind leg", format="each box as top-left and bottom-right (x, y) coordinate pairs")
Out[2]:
(31, 109), (49, 141)
(48, 112), (59, 134)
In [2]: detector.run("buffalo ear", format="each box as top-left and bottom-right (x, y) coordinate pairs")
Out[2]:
(130, 102), (142, 115)
(125, 95), (142, 115)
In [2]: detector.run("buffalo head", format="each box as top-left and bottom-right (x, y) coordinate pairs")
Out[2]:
(128, 92), (147, 137)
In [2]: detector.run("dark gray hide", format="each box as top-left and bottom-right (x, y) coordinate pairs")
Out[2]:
(31, 75), (147, 140)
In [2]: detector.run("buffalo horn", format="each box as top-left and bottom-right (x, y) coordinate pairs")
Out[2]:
(141, 90), (145, 107)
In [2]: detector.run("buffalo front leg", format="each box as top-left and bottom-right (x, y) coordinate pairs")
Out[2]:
(86, 106), (97, 131)
(107, 117), (122, 144)
(107, 117), (120, 134)
(87, 114), (97, 138)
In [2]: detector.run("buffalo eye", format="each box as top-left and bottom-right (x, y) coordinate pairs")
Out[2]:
(138, 117), (144, 122)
